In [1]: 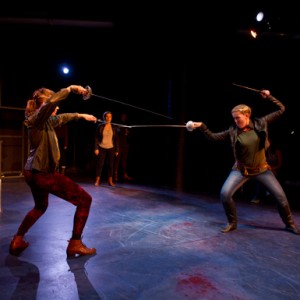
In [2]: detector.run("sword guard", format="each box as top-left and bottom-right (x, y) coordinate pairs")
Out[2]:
(83, 85), (93, 100)
(186, 121), (195, 132)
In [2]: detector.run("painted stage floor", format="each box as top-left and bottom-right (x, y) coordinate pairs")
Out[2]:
(0, 176), (300, 300)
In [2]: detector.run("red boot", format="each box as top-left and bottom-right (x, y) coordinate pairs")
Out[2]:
(66, 239), (96, 258)
(9, 235), (29, 256)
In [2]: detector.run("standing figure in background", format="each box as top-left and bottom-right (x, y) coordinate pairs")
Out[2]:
(94, 111), (119, 187)
(9, 85), (97, 257)
(55, 116), (69, 175)
(191, 89), (300, 235)
(251, 137), (283, 204)
(114, 112), (133, 182)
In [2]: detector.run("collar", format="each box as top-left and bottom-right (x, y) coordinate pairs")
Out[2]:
(237, 119), (254, 133)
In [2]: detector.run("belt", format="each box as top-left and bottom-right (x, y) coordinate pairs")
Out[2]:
(236, 161), (270, 176)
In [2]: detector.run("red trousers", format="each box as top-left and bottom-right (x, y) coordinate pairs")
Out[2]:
(15, 170), (92, 239)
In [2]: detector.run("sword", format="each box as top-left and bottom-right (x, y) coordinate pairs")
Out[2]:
(84, 86), (172, 120)
(232, 83), (261, 93)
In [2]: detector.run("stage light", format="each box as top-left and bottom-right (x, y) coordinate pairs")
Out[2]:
(62, 66), (70, 75)
(256, 12), (264, 22)
(248, 10), (271, 39)
(250, 29), (258, 38)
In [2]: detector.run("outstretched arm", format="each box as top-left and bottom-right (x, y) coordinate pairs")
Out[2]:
(35, 85), (91, 129)
(77, 113), (97, 123)
(190, 121), (230, 142)
(67, 85), (90, 98)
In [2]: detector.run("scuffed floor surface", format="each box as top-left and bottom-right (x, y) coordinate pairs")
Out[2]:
(0, 177), (300, 300)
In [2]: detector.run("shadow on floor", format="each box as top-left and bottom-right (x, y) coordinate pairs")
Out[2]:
(0, 177), (300, 300)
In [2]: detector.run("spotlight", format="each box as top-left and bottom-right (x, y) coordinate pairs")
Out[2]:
(250, 29), (258, 38)
(248, 10), (271, 39)
(256, 11), (264, 22)
(61, 66), (70, 75)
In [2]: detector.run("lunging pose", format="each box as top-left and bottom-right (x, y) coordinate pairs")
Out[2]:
(9, 85), (98, 257)
(192, 89), (300, 235)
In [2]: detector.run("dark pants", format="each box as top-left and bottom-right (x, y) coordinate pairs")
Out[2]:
(95, 147), (115, 177)
(113, 146), (129, 178)
(15, 170), (92, 239)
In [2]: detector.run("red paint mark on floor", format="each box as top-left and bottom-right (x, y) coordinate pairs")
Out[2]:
(176, 273), (219, 298)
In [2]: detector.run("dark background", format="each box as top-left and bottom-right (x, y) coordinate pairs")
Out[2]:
(1, 2), (300, 195)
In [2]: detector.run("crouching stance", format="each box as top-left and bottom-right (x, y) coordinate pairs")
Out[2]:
(192, 89), (300, 235)
(9, 85), (98, 257)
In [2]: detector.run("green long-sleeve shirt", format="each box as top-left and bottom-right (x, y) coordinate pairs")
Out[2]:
(24, 88), (79, 173)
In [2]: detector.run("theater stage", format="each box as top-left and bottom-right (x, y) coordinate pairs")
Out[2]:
(1, 176), (300, 300)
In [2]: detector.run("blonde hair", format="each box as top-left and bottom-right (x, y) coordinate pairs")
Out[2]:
(32, 87), (55, 108)
(231, 104), (252, 116)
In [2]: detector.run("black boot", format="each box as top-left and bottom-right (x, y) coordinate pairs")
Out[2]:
(277, 205), (300, 235)
(221, 202), (237, 233)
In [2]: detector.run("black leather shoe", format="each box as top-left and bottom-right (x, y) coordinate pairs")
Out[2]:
(286, 225), (300, 235)
(221, 223), (237, 233)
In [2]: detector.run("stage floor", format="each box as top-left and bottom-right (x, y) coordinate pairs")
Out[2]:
(1, 176), (300, 300)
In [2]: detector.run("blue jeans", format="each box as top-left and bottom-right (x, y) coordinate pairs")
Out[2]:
(220, 169), (289, 208)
